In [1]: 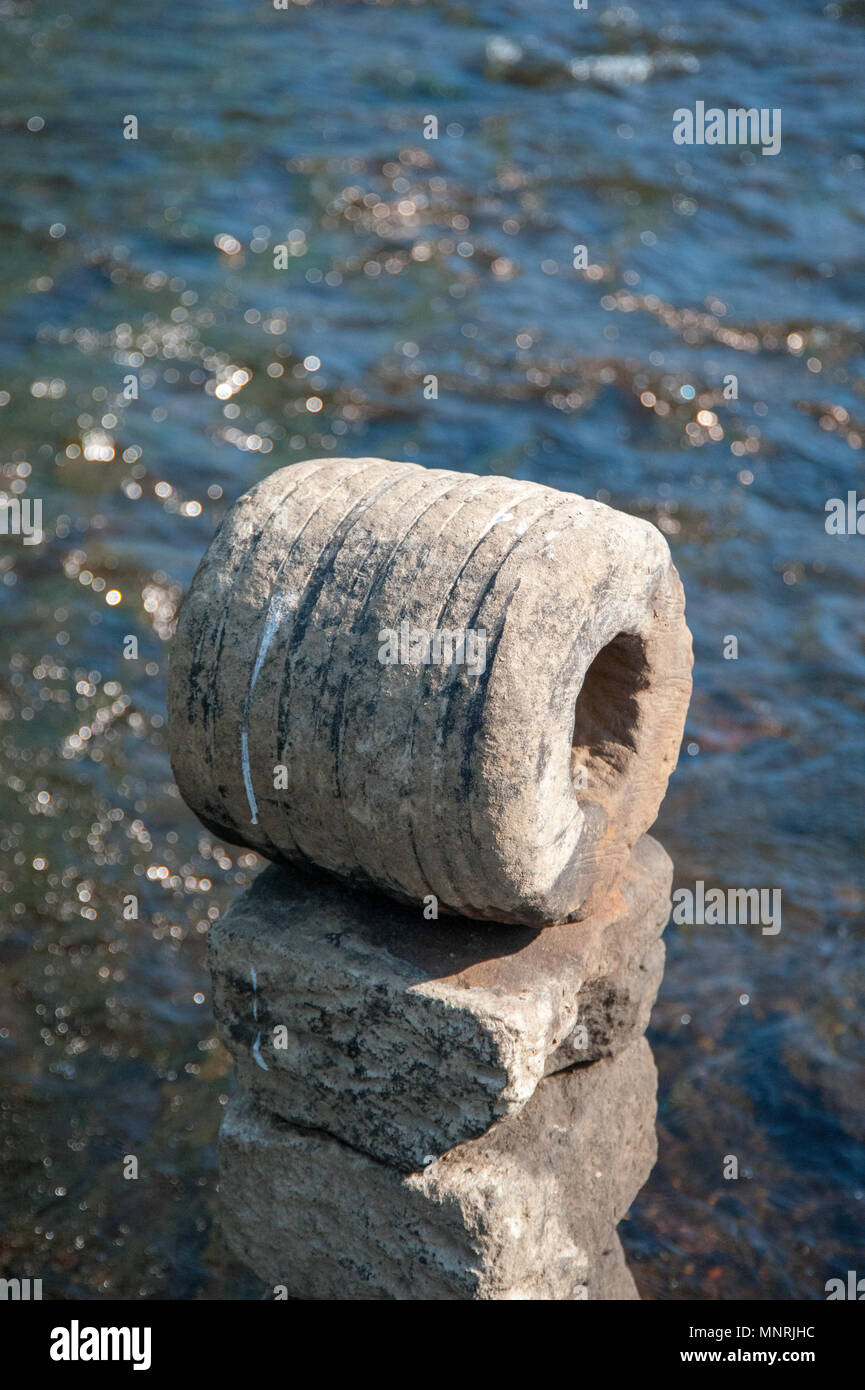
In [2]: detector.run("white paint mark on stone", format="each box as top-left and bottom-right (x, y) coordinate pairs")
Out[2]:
(241, 728), (258, 826)
(241, 590), (298, 824)
(249, 965), (268, 1069)
(252, 591), (297, 689)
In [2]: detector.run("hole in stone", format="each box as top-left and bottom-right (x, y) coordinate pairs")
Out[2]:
(571, 632), (651, 798)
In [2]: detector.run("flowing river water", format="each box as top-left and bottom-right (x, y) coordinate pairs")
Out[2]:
(0, 0), (863, 1299)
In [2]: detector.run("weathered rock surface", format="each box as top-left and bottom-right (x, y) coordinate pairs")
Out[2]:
(209, 833), (671, 1170)
(169, 457), (692, 926)
(543, 939), (664, 1075)
(219, 1038), (656, 1301)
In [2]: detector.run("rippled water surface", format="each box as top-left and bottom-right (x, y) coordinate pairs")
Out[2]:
(1, 0), (863, 1300)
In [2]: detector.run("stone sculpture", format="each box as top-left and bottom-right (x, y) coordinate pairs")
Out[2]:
(168, 457), (692, 926)
(167, 458), (693, 1300)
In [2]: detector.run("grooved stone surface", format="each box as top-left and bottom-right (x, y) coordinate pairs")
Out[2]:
(219, 1038), (656, 1301)
(169, 457), (692, 926)
(209, 834), (671, 1170)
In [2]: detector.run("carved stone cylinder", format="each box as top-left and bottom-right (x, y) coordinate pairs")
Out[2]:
(168, 458), (692, 925)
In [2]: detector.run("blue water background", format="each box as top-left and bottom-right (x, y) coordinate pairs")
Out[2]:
(0, 0), (863, 1299)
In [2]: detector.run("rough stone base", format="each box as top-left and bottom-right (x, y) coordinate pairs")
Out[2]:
(219, 1038), (656, 1301)
(210, 835), (670, 1170)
